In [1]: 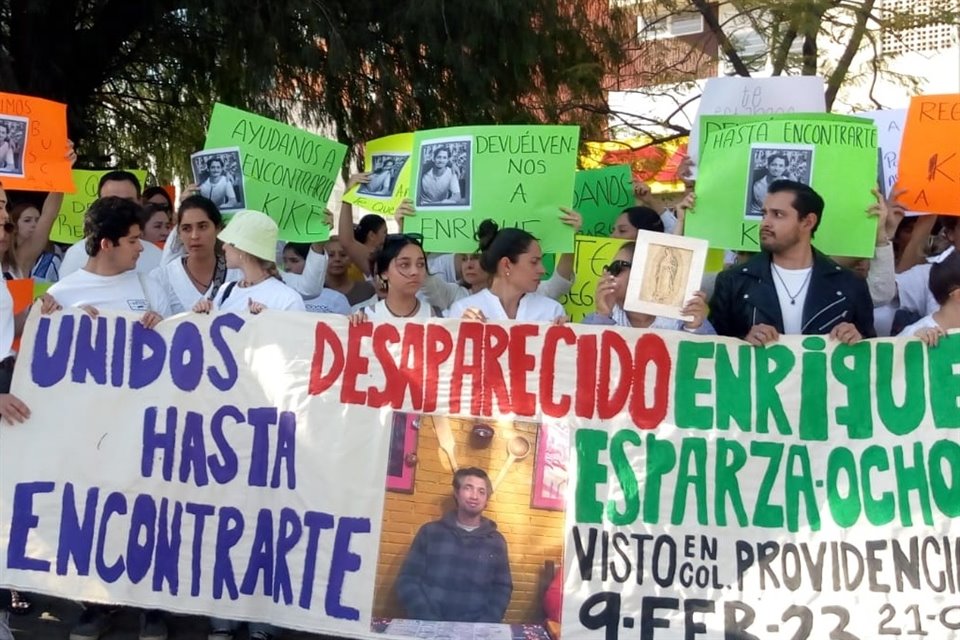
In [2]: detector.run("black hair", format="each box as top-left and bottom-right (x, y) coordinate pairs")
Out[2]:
(139, 202), (170, 228)
(84, 197), (144, 257)
(453, 467), (493, 495)
(97, 170), (142, 198)
(929, 250), (960, 305)
(766, 153), (788, 166)
(433, 146), (451, 159)
(142, 186), (173, 209)
(370, 234), (427, 279)
(354, 213), (386, 244)
(476, 219), (537, 276)
(283, 242), (311, 260)
(177, 195), (223, 228)
(767, 179), (825, 236)
(940, 216), (958, 233)
(620, 206), (664, 233)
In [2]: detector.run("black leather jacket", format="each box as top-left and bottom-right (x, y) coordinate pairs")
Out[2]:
(709, 250), (876, 339)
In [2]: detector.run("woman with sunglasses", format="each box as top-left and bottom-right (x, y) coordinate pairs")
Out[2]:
(447, 220), (566, 322)
(584, 242), (713, 333)
(352, 233), (437, 321)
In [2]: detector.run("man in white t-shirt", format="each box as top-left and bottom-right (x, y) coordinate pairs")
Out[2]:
(710, 180), (875, 345)
(49, 197), (170, 329)
(60, 171), (163, 278)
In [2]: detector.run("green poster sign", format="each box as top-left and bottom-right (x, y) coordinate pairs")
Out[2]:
(204, 103), (348, 242)
(52, 169), (148, 243)
(403, 125), (580, 253)
(688, 113), (879, 258)
(572, 165), (633, 236)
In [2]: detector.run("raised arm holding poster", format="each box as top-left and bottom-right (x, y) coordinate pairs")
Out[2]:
(404, 125), (580, 253)
(559, 235), (626, 322)
(3, 309), (958, 640)
(687, 77), (827, 177)
(51, 169), (148, 243)
(204, 103), (348, 241)
(0, 92), (75, 192)
(898, 94), (960, 216)
(688, 113), (879, 258)
(573, 165), (634, 236)
(342, 133), (415, 216)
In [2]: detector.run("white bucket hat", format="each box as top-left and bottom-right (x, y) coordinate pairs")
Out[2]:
(218, 210), (279, 262)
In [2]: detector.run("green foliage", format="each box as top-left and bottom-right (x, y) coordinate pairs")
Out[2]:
(0, 0), (627, 183)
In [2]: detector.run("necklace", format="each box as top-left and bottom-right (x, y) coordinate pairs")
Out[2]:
(184, 258), (213, 291)
(771, 264), (812, 305)
(385, 299), (419, 317)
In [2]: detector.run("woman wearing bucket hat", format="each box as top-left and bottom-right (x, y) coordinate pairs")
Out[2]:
(193, 210), (305, 314)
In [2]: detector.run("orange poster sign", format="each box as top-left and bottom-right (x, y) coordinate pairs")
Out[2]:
(898, 94), (960, 215)
(0, 92), (75, 193)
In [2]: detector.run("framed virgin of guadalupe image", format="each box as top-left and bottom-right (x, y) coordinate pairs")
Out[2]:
(623, 230), (709, 321)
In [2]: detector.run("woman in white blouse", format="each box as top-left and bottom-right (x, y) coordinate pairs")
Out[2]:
(151, 196), (241, 314)
(353, 233), (438, 321)
(447, 220), (566, 322)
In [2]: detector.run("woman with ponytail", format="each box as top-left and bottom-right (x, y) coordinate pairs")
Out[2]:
(447, 220), (566, 322)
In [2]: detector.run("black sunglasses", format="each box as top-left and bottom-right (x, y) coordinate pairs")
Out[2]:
(605, 259), (632, 276)
(385, 232), (424, 245)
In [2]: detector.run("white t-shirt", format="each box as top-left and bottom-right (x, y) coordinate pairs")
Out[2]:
(304, 288), (351, 315)
(48, 269), (172, 317)
(213, 277), (306, 313)
(898, 313), (941, 337)
(447, 288), (564, 322)
(771, 264), (811, 335)
(363, 298), (436, 320)
(150, 259), (243, 315)
(1, 281), (14, 359)
(60, 239), (163, 279)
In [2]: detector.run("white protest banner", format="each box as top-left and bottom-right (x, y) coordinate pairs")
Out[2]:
(863, 109), (921, 216)
(690, 76), (826, 176)
(2, 310), (959, 639)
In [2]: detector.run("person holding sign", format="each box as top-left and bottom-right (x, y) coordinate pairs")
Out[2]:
(396, 467), (512, 623)
(709, 180), (875, 344)
(585, 241), (713, 333)
(193, 209), (305, 314)
(898, 250), (960, 344)
(46, 197), (172, 322)
(418, 145), (462, 205)
(0, 142), (75, 281)
(447, 221), (566, 322)
(150, 196), (241, 314)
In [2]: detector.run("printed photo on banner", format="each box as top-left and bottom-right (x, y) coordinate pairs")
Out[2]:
(358, 153), (411, 199)
(190, 147), (245, 212)
(416, 137), (473, 210)
(372, 413), (565, 631)
(745, 144), (815, 218)
(0, 115), (28, 177)
(624, 230), (708, 320)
